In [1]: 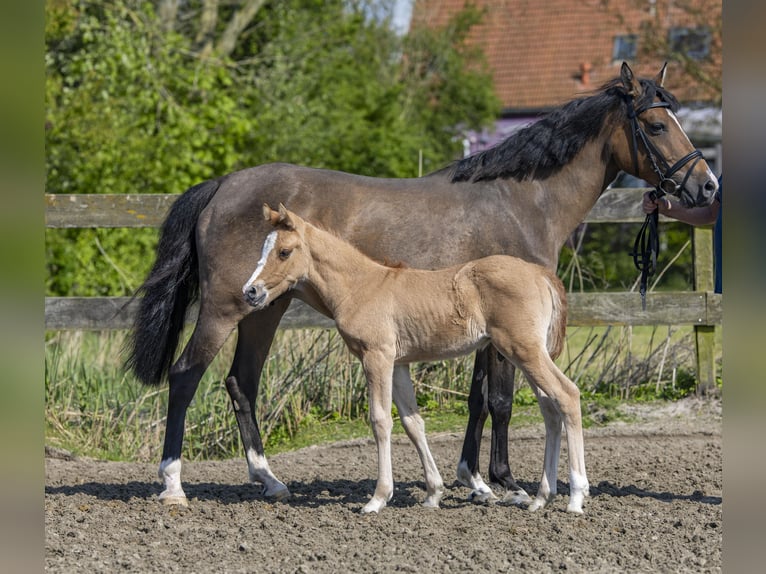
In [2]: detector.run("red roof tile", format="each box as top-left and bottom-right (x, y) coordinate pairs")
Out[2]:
(411, 0), (721, 111)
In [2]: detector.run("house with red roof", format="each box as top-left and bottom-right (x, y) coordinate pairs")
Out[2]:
(409, 0), (722, 170)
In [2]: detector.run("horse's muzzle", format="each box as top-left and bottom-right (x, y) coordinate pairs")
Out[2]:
(244, 284), (268, 309)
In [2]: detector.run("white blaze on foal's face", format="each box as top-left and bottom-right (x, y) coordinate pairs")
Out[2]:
(242, 230), (277, 294)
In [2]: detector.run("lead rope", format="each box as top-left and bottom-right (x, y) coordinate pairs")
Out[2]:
(631, 189), (663, 310)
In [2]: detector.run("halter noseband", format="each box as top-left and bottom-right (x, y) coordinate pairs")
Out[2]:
(625, 93), (705, 309)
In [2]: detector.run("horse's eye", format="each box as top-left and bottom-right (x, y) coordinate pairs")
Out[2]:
(649, 122), (665, 135)
(279, 248), (292, 260)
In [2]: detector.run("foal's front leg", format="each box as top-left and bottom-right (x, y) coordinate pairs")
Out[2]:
(392, 365), (444, 508)
(360, 351), (395, 514)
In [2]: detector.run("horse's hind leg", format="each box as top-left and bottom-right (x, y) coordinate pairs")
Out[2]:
(486, 348), (531, 504)
(159, 304), (240, 506)
(457, 347), (530, 503)
(456, 348), (495, 502)
(392, 365), (444, 508)
(225, 298), (291, 500)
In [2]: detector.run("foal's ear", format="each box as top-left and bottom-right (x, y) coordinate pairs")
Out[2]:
(276, 203), (296, 231)
(262, 203), (282, 226)
(654, 62), (667, 88)
(620, 61), (641, 97)
(262, 203), (296, 230)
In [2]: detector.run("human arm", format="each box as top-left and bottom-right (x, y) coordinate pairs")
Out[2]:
(642, 191), (720, 226)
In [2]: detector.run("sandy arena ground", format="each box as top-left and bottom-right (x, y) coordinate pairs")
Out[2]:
(45, 397), (721, 573)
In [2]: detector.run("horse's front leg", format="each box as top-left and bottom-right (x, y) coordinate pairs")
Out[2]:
(226, 301), (291, 501)
(392, 365), (444, 508)
(360, 351), (395, 514)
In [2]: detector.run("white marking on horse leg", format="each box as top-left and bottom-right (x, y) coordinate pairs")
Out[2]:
(158, 458), (188, 506)
(392, 365), (443, 508)
(242, 231), (277, 293)
(567, 469), (589, 514)
(456, 460), (497, 503)
(246, 448), (290, 500)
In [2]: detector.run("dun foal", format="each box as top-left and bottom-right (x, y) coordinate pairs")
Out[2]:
(244, 204), (588, 514)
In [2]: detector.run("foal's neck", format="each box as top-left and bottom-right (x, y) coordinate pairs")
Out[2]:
(304, 224), (388, 312)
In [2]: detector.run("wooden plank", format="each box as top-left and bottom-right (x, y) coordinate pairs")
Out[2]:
(45, 188), (655, 228)
(566, 292), (718, 326)
(44, 297), (336, 331)
(45, 194), (178, 228)
(45, 292), (721, 331)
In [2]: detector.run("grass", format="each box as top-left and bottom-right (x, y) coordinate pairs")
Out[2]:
(44, 323), (721, 463)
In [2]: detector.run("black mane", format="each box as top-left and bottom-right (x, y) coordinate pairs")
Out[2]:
(449, 77), (679, 183)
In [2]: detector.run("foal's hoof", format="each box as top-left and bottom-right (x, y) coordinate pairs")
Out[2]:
(160, 495), (189, 507)
(503, 489), (532, 507)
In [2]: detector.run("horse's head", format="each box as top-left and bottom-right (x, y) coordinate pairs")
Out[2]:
(611, 62), (718, 207)
(242, 203), (310, 310)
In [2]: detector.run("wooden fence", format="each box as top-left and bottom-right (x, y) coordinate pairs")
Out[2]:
(45, 189), (721, 390)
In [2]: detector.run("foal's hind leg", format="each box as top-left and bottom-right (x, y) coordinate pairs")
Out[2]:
(518, 356), (589, 514)
(225, 299), (292, 501)
(392, 365), (444, 508)
(159, 304), (240, 506)
(526, 387), (562, 512)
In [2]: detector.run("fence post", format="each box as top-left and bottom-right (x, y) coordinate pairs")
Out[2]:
(692, 225), (717, 394)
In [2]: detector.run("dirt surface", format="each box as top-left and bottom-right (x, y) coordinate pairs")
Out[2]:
(45, 397), (722, 573)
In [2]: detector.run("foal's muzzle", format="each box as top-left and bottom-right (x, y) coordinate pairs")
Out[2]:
(244, 284), (268, 309)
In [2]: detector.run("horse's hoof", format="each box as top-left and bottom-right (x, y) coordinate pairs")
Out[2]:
(160, 495), (189, 507)
(467, 489), (498, 504)
(263, 485), (291, 501)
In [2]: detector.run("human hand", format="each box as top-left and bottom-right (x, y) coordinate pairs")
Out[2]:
(642, 191), (671, 214)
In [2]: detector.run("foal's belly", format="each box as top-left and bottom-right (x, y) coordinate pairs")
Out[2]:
(394, 333), (490, 364)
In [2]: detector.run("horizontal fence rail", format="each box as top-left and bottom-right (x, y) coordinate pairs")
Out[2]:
(44, 292), (722, 331)
(44, 189), (721, 389)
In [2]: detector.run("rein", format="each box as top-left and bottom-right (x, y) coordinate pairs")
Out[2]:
(625, 95), (704, 309)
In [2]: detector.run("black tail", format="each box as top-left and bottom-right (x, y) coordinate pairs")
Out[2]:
(124, 179), (220, 386)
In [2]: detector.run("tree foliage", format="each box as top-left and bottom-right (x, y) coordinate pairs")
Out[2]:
(45, 0), (500, 296)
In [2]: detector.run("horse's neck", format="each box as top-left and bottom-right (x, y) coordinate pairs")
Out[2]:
(531, 136), (618, 250)
(304, 224), (386, 313)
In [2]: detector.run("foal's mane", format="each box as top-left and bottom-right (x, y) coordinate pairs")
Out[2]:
(448, 77), (679, 183)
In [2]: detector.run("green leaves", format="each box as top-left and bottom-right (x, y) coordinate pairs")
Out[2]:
(45, 0), (500, 296)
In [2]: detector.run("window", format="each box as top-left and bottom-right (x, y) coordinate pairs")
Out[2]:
(613, 34), (637, 62)
(668, 27), (711, 60)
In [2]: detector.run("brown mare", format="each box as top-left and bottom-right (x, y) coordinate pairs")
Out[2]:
(245, 203), (583, 513)
(125, 63), (717, 507)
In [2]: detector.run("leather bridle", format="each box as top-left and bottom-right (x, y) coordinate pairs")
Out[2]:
(625, 94), (705, 309)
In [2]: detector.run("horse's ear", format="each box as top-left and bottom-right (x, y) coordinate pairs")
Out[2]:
(277, 203), (296, 231)
(262, 203), (282, 226)
(654, 62), (667, 87)
(620, 61), (641, 97)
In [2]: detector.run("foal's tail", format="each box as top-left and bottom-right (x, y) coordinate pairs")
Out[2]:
(124, 179), (220, 386)
(544, 272), (568, 361)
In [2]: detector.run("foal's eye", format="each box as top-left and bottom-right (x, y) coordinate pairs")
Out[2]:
(278, 248), (292, 260)
(649, 122), (665, 135)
